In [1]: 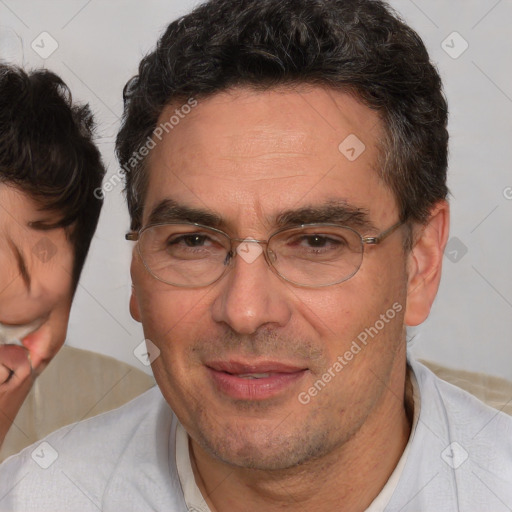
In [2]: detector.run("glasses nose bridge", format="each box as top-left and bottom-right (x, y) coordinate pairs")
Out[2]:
(228, 237), (276, 268)
(229, 236), (270, 255)
(230, 236), (268, 245)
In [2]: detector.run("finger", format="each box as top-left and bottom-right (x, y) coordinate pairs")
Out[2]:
(0, 365), (10, 384)
(19, 323), (53, 376)
(0, 346), (35, 447)
(0, 345), (32, 385)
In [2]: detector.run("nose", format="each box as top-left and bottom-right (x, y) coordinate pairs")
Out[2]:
(211, 242), (292, 335)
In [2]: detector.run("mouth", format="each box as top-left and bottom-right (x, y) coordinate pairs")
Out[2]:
(206, 360), (308, 400)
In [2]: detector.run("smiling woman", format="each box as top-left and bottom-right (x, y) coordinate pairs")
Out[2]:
(0, 64), (106, 447)
(0, 185), (75, 372)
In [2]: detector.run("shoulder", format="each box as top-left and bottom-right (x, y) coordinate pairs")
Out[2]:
(393, 358), (512, 510)
(0, 345), (155, 461)
(0, 386), (176, 511)
(412, 358), (512, 435)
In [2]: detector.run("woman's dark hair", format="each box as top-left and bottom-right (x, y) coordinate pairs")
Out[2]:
(0, 64), (106, 287)
(116, 0), (448, 232)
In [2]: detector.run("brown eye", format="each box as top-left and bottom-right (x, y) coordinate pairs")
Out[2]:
(168, 234), (211, 247)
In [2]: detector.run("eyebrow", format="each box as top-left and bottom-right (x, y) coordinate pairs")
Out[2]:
(7, 238), (31, 291)
(146, 199), (376, 233)
(147, 199), (223, 228)
(275, 201), (376, 231)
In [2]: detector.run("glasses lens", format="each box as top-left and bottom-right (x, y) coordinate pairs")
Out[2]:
(268, 225), (363, 286)
(138, 224), (230, 286)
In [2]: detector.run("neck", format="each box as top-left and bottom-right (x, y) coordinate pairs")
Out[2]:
(190, 361), (413, 512)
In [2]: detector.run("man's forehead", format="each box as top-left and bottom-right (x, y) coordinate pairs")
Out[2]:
(153, 86), (383, 159)
(143, 86), (393, 228)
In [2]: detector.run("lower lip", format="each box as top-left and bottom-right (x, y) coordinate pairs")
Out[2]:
(207, 368), (306, 400)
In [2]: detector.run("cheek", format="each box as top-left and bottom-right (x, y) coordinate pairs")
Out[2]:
(39, 271), (74, 325)
(137, 289), (212, 416)
(293, 265), (407, 357)
(296, 290), (354, 335)
(22, 296), (73, 372)
(135, 282), (212, 347)
(0, 265), (30, 309)
(0, 274), (21, 298)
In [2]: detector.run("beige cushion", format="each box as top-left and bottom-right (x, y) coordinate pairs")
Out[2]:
(0, 345), (155, 462)
(421, 360), (512, 416)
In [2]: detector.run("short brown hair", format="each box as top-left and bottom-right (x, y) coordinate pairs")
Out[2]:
(0, 65), (106, 287)
(117, 0), (448, 231)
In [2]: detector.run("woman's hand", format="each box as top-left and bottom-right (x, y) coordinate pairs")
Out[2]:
(0, 344), (34, 447)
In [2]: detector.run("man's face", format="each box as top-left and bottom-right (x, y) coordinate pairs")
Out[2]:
(131, 87), (412, 470)
(0, 185), (74, 375)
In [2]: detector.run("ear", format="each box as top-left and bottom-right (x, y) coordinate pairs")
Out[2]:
(404, 201), (450, 327)
(129, 284), (142, 323)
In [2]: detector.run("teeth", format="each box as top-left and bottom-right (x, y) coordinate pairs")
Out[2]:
(0, 320), (42, 345)
(238, 373), (271, 379)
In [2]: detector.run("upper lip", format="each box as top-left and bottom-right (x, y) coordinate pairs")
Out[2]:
(206, 360), (307, 374)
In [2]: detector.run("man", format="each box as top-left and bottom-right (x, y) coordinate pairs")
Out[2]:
(0, 64), (106, 446)
(0, 1), (511, 510)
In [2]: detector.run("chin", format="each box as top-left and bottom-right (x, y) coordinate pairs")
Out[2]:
(193, 419), (333, 471)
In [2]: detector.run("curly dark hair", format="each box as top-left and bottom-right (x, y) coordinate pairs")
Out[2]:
(0, 64), (106, 287)
(117, 0), (448, 232)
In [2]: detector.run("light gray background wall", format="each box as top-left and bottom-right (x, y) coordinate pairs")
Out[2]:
(0, 0), (511, 379)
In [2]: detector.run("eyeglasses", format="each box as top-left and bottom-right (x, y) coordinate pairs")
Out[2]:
(125, 221), (403, 288)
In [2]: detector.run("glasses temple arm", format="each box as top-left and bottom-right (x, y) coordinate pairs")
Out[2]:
(361, 221), (403, 245)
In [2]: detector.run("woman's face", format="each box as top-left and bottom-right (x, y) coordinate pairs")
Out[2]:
(0, 184), (75, 376)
